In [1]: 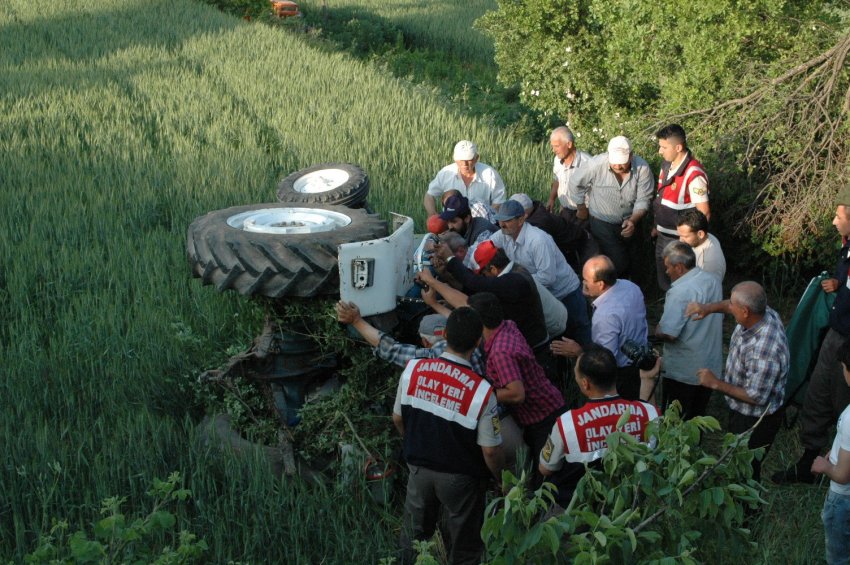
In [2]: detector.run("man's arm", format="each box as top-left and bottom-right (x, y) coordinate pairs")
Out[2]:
(639, 357), (662, 405)
(654, 324), (677, 342)
(482, 445), (505, 481)
(417, 269), (469, 309)
(685, 299), (731, 321)
(547, 180), (559, 212)
(695, 201), (710, 222)
(696, 369), (758, 405)
(495, 380), (525, 405)
(551, 336), (583, 358)
(423, 193), (438, 217)
(392, 412), (404, 437)
(812, 448), (850, 484)
(569, 164), (592, 220)
(631, 161), (655, 219)
(336, 301), (381, 347)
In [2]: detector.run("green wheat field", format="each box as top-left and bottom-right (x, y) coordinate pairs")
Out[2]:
(0, 0), (829, 562)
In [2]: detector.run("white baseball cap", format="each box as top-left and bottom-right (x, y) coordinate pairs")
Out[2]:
(453, 140), (478, 161)
(607, 136), (632, 165)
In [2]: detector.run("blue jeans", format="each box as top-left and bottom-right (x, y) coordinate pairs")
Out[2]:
(823, 489), (850, 565)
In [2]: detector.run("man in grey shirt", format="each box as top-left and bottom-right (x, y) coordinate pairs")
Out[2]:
(569, 136), (654, 277)
(655, 241), (723, 419)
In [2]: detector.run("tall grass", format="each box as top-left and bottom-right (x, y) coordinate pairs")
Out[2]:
(297, 0), (497, 62)
(0, 0), (549, 561)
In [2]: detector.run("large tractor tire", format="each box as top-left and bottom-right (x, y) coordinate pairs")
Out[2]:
(187, 203), (388, 298)
(276, 163), (370, 208)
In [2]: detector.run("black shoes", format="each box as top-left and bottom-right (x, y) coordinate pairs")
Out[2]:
(770, 451), (819, 484)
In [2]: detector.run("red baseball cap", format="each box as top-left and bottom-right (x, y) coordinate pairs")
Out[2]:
(427, 214), (448, 234)
(474, 240), (498, 274)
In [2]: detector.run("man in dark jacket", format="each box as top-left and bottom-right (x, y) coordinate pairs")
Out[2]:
(773, 190), (850, 483)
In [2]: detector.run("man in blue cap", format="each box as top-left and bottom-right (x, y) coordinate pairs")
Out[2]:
(489, 199), (591, 347)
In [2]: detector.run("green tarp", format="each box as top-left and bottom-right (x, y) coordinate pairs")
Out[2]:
(784, 272), (836, 405)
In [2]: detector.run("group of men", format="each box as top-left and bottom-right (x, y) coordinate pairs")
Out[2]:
(335, 126), (850, 564)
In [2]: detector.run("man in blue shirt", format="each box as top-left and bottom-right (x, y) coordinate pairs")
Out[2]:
(550, 255), (648, 400)
(655, 241), (723, 419)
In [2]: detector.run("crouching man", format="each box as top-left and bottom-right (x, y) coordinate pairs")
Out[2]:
(539, 345), (659, 508)
(394, 307), (504, 565)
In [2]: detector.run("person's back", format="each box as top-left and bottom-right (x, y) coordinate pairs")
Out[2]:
(539, 346), (658, 507)
(394, 307), (503, 565)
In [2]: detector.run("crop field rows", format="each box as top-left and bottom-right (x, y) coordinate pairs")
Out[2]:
(0, 0), (544, 561)
(0, 0), (831, 562)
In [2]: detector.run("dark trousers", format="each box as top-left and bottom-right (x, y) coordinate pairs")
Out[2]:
(654, 232), (678, 292)
(400, 464), (487, 565)
(801, 328), (850, 450)
(561, 287), (593, 348)
(589, 217), (638, 278)
(559, 208), (600, 273)
(524, 406), (568, 490)
(662, 377), (712, 420)
(727, 408), (785, 482)
(616, 365), (641, 401)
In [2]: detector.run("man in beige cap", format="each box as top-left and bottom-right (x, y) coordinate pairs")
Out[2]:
(424, 140), (506, 217)
(569, 136), (654, 277)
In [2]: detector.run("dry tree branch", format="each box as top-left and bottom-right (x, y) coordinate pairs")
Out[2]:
(646, 31), (850, 253)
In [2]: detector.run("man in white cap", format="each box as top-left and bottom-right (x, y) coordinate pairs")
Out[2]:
(569, 136), (654, 278)
(424, 140), (506, 217)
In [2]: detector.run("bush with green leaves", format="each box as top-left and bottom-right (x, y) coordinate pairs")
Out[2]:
(476, 1), (850, 261)
(24, 473), (206, 564)
(482, 404), (765, 563)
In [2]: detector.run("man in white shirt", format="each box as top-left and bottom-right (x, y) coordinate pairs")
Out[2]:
(676, 208), (726, 282)
(424, 140), (506, 217)
(546, 126), (592, 222)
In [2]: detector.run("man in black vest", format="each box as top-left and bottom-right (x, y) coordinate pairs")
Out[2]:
(394, 307), (505, 565)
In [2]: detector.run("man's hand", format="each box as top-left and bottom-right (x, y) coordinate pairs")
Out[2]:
(545, 197), (556, 213)
(432, 241), (453, 261)
(576, 205), (589, 221)
(421, 284), (438, 306)
(812, 454), (831, 475)
(822, 278), (840, 293)
(650, 227), (658, 239)
(620, 218), (635, 238)
(640, 356), (663, 381)
(416, 269), (437, 286)
(551, 337), (583, 358)
(336, 301), (362, 325)
(696, 368), (720, 389)
(685, 302), (707, 320)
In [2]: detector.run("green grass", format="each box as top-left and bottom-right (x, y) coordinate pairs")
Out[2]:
(297, 0), (497, 63)
(0, 0), (548, 561)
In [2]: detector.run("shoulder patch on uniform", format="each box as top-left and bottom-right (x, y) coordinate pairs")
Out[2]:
(693, 186), (707, 196)
(542, 436), (554, 462)
(491, 416), (501, 435)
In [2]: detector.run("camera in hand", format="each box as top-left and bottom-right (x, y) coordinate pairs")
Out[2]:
(621, 339), (658, 371)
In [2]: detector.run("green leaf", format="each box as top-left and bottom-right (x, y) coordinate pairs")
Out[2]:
(69, 532), (105, 563)
(593, 531), (607, 547)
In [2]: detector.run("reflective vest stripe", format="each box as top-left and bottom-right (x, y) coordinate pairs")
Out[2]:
(399, 358), (490, 430)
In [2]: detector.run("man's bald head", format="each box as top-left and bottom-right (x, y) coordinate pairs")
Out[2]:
(731, 281), (767, 316)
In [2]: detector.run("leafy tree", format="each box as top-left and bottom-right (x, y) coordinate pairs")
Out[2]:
(477, 1), (849, 259)
(482, 405), (765, 563)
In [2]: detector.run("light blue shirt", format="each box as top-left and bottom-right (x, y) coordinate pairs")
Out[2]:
(489, 222), (580, 300)
(591, 279), (648, 367)
(659, 267), (724, 385)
